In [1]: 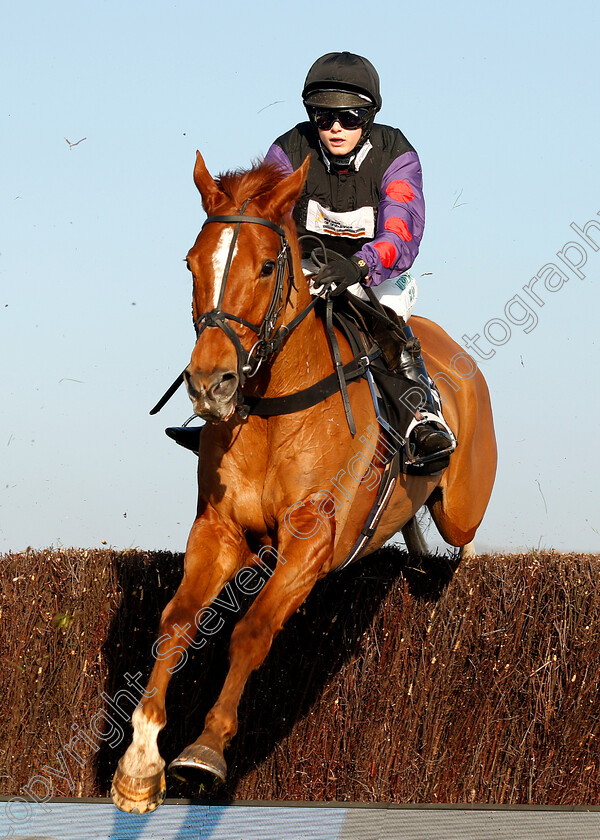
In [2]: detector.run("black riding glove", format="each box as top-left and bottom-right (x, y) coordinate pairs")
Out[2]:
(313, 255), (369, 297)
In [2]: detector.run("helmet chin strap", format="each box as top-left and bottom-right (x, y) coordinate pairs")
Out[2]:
(315, 116), (377, 172)
(318, 136), (372, 172)
(315, 136), (353, 170)
(327, 149), (357, 170)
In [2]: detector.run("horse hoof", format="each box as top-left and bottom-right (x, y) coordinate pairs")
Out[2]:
(168, 744), (227, 784)
(111, 761), (166, 813)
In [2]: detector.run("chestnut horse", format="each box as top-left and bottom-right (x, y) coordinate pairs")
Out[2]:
(111, 153), (496, 812)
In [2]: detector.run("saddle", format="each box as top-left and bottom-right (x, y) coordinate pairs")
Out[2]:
(323, 291), (451, 478)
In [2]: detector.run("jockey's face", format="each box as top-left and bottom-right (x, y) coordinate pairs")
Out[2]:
(318, 121), (363, 157)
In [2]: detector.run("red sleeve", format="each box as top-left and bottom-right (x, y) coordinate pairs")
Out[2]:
(355, 150), (425, 286)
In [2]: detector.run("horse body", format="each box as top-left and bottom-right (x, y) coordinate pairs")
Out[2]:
(111, 154), (496, 812)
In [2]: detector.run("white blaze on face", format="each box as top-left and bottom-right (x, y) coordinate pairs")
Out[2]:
(212, 227), (237, 309)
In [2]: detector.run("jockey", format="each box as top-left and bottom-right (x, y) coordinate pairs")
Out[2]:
(168, 51), (455, 465)
(263, 51), (455, 463)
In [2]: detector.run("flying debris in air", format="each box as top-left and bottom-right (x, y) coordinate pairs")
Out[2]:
(64, 137), (87, 150)
(451, 188), (467, 210)
(257, 101), (284, 114)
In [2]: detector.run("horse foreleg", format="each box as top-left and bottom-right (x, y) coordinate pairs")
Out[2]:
(459, 540), (477, 559)
(169, 509), (335, 784)
(401, 515), (428, 557)
(111, 512), (247, 813)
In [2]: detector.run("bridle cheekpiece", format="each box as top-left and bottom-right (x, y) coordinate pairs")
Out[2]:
(192, 199), (295, 385)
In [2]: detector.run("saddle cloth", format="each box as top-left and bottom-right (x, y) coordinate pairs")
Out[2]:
(326, 297), (451, 477)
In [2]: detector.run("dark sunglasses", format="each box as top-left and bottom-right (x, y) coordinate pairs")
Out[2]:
(310, 107), (372, 131)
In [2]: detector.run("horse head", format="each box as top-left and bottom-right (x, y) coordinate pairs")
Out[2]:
(184, 152), (310, 422)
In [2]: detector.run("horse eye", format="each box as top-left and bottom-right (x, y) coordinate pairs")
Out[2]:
(260, 260), (276, 277)
(185, 259), (192, 272)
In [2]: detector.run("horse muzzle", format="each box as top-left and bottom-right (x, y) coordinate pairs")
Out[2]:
(184, 368), (239, 422)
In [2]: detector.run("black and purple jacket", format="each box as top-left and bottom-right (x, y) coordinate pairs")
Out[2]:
(265, 121), (425, 287)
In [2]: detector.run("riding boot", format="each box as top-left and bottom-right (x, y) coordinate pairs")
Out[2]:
(165, 424), (202, 454)
(397, 326), (456, 461)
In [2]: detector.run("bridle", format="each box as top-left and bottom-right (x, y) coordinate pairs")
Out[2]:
(150, 208), (378, 427)
(192, 199), (299, 386)
(150, 202), (325, 418)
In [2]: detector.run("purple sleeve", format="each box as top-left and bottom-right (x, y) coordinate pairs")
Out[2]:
(355, 150), (425, 286)
(264, 142), (294, 175)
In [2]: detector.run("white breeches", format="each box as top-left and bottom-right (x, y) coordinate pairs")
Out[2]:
(304, 262), (418, 322)
(346, 272), (418, 322)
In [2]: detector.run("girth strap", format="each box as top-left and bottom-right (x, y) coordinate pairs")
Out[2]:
(241, 350), (380, 418)
(149, 349), (381, 418)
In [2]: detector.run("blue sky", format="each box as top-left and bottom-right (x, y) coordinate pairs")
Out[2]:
(1, 0), (599, 555)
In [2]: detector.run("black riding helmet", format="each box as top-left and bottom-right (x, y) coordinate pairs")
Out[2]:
(302, 52), (381, 163)
(302, 51), (382, 110)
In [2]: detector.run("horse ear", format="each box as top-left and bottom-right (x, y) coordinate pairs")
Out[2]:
(264, 155), (311, 220)
(193, 151), (224, 214)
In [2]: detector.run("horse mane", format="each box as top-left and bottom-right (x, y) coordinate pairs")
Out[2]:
(215, 159), (287, 207)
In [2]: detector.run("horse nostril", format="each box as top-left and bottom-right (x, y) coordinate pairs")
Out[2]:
(184, 369), (201, 400)
(210, 372), (238, 402)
